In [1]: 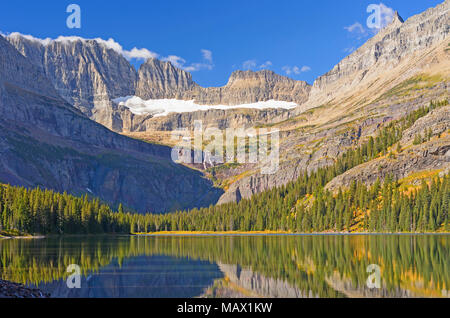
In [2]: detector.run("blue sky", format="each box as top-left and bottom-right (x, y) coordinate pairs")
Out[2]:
(0, 0), (443, 87)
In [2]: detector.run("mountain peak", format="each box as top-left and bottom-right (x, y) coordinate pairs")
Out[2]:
(136, 57), (196, 100)
(381, 11), (404, 32)
(393, 11), (404, 24)
(143, 57), (163, 65)
(141, 57), (189, 74)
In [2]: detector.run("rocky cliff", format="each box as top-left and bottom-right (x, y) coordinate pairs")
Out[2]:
(0, 34), (222, 213)
(135, 58), (198, 99)
(183, 70), (310, 106)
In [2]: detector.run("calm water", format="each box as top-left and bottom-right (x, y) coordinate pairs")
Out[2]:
(0, 235), (448, 298)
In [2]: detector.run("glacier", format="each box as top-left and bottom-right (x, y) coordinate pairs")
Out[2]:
(113, 96), (297, 117)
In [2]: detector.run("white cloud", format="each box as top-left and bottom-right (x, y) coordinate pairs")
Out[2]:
(201, 49), (213, 63)
(184, 62), (214, 72)
(93, 38), (158, 60)
(378, 3), (396, 29)
(259, 61), (273, 69)
(300, 66), (311, 72)
(162, 55), (187, 68)
(242, 60), (274, 70)
(162, 49), (214, 72)
(242, 60), (257, 70)
(282, 65), (310, 75)
(7, 32), (53, 46)
(345, 3), (397, 38)
(282, 66), (294, 75)
(123, 47), (158, 60)
(344, 22), (366, 34)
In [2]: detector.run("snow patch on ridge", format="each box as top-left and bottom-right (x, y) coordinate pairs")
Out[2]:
(113, 96), (297, 117)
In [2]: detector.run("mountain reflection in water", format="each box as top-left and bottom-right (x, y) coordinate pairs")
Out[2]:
(0, 235), (448, 298)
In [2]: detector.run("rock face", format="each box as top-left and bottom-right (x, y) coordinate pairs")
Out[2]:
(400, 106), (450, 145)
(123, 107), (291, 132)
(326, 138), (450, 192)
(0, 35), (222, 213)
(136, 58), (198, 99)
(138, 59), (311, 107)
(183, 70), (311, 106)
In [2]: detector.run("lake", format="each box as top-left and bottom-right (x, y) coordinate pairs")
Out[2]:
(0, 235), (448, 298)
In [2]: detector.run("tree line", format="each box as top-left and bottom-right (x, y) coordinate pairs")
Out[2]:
(0, 187), (129, 235)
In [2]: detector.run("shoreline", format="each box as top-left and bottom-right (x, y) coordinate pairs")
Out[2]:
(1, 232), (449, 239)
(134, 231), (450, 237)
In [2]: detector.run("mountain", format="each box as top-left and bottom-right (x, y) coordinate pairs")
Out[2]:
(8, 0), (442, 139)
(6, 35), (310, 132)
(0, 34), (222, 213)
(216, 0), (450, 204)
(305, 1), (449, 109)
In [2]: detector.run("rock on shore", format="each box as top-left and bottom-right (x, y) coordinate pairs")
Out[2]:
(0, 279), (49, 298)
